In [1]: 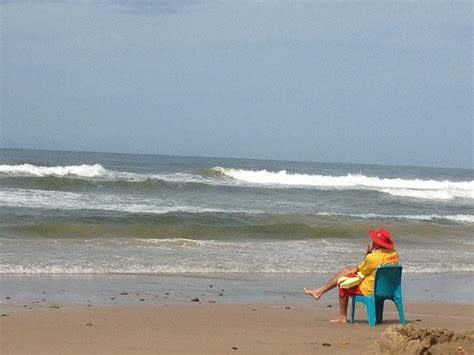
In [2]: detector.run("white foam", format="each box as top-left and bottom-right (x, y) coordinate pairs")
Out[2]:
(0, 163), (108, 177)
(402, 213), (474, 223)
(1, 236), (473, 275)
(0, 189), (471, 223)
(1, 255), (472, 274)
(0, 189), (263, 215)
(140, 238), (228, 247)
(213, 167), (474, 200)
(2, 266), (472, 274)
(0, 164), (219, 186)
(380, 188), (458, 200)
(314, 212), (474, 223)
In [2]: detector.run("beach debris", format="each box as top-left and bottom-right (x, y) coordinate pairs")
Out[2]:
(24, 305), (27, 307)
(219, 293), (224, 296)
(86, 323), (93, 326)
(209, 284), (213, 288)
(6, 297), (10, 300)
(232, 347), (238, 350)
(342, 341), (348, 345)
(88, 304), (92, 307)
(415, 319), (422, 322)
(208, 300), (216, 304)
(285, 306), (291, 310)
(49, 305), (60, 309)
(120, 292), (128, 295)
(252, 309), (256, 311)
(322, 343), (331, 347)
(1, 314), (10, 317)
(327, 304), (332, 308)
(191, 298), (200, 302)
(367, 324), (474, 355)
(140, 299), (145, 301)
(110, 298), (115, 300)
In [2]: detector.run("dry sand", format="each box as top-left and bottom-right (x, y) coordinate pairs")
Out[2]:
(1, 302), (473, 354)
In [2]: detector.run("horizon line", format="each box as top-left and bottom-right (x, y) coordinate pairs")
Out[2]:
(1, 146), (472, 171)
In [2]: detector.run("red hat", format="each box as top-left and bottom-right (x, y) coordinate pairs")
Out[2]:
(368, 227), (394, 249)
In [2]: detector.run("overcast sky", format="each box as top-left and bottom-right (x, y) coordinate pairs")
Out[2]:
(1, 0), (472, 168)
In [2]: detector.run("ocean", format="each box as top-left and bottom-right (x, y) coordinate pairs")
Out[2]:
(0, 148), (472, 275)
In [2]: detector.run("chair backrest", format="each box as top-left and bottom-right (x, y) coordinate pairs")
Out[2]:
(373, 264), (403, 299)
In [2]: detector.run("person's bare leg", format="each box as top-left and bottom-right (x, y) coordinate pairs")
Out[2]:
(304, 267), (353, 300)
(329, 294), (349, 323)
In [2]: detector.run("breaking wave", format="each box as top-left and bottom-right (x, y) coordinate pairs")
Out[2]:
(0, 163), (210, 184)
(213, 167), (474, 200)
(0, 187), (472, 223)
(0, 163), (107, 177)
(1, 163), (473, 201)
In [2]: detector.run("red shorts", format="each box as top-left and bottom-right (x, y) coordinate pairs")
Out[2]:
(338, 285), (363, 298)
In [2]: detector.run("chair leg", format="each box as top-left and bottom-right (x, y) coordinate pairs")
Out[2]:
(350, 297), (356, 324)
(395, 299), (406, 324)
(375, 299), (384, 324)
(366, 298), (376, 327)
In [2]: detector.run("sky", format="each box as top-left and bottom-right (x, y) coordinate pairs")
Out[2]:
(0, 0), (472, 169)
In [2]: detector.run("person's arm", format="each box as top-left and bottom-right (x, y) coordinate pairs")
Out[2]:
(349, 266), (359, 274)
(353, 243), (374, 274)
(358, 251), (378, 276)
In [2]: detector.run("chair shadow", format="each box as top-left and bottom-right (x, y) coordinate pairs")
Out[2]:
(351, 319), (413, 325)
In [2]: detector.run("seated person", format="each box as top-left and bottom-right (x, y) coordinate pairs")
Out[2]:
(304, 227), (399, 323)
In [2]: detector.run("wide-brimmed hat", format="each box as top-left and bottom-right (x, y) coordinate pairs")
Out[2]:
(368, 227), (394, 249)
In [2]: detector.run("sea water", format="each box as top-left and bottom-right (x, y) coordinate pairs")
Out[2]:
(0, 148), (472, 275)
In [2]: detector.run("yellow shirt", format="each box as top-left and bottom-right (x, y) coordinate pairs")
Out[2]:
(357, 248), (399, 295)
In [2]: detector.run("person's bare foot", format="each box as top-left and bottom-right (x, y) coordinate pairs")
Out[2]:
(329, 316), (347, 323)
(304, 288), (323, 300)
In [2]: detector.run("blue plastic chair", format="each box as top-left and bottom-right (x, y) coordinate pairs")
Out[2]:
(350, 264), (406, 327)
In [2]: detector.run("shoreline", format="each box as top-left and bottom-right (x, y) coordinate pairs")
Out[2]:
(1, 272), (472, 308)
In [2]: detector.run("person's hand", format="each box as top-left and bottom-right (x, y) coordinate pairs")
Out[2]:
(366, 242), (373, 254)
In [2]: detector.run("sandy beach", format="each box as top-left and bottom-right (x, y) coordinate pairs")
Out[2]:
(1, 273), (473, 354)
(1, 303), (473, 354)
